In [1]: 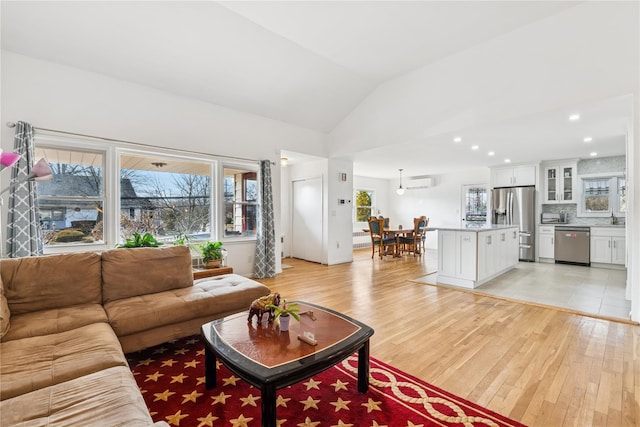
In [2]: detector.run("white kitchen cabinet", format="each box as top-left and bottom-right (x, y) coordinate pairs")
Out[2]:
(438, 230), (477, 281)
(538, 226), (555, 260)
(543, 162), (576, 203)
(477, 231), (496, 281)
(507, 228), (519, 266)
(491, 165), (536, 188)
(590, 227), (626, 266)
(437, 226), (519, 288)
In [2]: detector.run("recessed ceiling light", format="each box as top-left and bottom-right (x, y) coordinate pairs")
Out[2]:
(504, 158), (511, 163)
(453, 137), (462, 143)
(569, 114), (580, 121)
(590, 152), (598, 157)
(471, 145), (479, 150)
(488, 151), (495, 156)
(584, 137), (593, 142)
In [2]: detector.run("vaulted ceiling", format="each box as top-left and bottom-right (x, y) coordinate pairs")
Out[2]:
(2, 1), (636, 179)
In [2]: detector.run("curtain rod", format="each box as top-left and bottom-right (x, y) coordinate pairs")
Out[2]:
(6, 121), (274, 165)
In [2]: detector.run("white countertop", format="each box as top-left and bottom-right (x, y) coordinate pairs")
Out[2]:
(429, 224), (519, 232)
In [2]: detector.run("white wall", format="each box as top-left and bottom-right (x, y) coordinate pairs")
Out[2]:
(388, 167), (490, 249)
(327, 158), (354, 265)
(1, 52), (328, 276)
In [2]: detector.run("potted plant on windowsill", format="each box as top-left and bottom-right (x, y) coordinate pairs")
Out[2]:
(116, 232), (163, 248)
(266, 300), (300, 332)
(200, 241), (224, 268)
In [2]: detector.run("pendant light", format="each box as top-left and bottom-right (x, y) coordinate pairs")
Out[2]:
(396, 168), (405, 195)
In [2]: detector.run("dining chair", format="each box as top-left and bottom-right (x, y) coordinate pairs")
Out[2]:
(399, 216), (428, 256)
(368, 217), (397, 259)
(377, 216), (390, 228)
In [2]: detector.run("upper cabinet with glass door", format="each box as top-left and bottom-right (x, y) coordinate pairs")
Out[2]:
(543, 162), (576, 204)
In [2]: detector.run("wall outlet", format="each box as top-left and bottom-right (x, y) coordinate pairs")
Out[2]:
(336, 241), (340, 249)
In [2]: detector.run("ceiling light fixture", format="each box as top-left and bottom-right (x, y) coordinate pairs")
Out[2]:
(453, 137), (462, 143)
(488, 151), (495, 156)
(584, 137), (593, 142)
(280, 157), (288, 167)
(471, 145), (479, 150)
(504, 158), (511, 163)
(569, 114), (580, 121)
(590, 152), (598, 157)
(396, 168), (405, 195)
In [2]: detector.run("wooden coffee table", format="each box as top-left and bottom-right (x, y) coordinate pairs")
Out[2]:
(201, 301), (374, 427)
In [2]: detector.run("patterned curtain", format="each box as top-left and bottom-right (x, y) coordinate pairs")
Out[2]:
(7, 121), (43, 257)
(253, 160), (276, 278)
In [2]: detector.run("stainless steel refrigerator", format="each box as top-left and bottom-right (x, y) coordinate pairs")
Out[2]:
(491, 186), (536, 261)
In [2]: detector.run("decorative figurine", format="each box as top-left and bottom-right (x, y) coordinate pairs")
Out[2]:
(247, 293), (281, 324)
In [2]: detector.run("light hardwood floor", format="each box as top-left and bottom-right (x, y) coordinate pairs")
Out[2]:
(257, 250), (639, 427)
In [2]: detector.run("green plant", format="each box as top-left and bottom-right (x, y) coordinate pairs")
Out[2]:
(266, 300), (300, 321)
(116, 232), (163, 248)
(200, 241), (224, 263)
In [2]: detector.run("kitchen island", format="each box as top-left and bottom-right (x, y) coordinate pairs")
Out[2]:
(435, 225), (520, 289)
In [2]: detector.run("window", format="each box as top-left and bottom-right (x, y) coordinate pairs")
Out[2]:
(618, 178), (627, 213)
(463, 186), (488, 224)
(583, 178), (610, 213)
(120, 153), (212, 243)
(578, 175), (626, 217)
(355, 189), (374, 222)
(224, 166), (258, 238)
(36, 147), (106, 246)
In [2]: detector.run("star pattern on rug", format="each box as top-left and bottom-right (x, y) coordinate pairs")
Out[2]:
(210, 391), (231, 405)
(153, 389), (175, 402)
(181, 390), (203, 404)
(196, 412), (218, 427)
(166, 410), (188, 425)
(300, 396), (321, 410)
(127, 335), (528, 427)
(146, 371), (164, 382)
(239, 393), (260, 407)
(332, 379), (349, 391)
(229, 414), (253, 427)
(330, 397), (351, 412)
(297, 417), (321, 427)
(171, 373), (188, 384)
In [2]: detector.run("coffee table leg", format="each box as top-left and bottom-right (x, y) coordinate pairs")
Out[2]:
(358, 340), (370, 393)
(204, 344), (217, 389)
(261, 384), (276, 427)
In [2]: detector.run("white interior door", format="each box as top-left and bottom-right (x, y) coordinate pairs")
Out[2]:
(292, 177), (322, 263)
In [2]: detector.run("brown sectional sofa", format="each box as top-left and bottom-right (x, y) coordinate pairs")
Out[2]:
(0, 245), (271, 426)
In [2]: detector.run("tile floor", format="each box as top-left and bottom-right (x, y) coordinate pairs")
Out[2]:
(416, 253), (631, 322)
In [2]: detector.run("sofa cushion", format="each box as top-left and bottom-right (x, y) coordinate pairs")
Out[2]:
(1, 252), (102, 315)
(0, 366), (154, 426)
(0, 275), (9, 340)
(0, 322), (127, 400)
(1, 304), (108, 342)
(105, 273), (270, 336)
(101, 245), (193, 304)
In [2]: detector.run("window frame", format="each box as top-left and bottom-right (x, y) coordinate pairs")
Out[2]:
(221, 162), (260, 241)
(35, 136), (111, 253)
(354, 188), (375, 224)
(117, 148), (217, 245)
(577, 172), (626, 218)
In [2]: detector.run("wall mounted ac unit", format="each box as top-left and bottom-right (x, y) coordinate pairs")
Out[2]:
(406, 176), (434, 189)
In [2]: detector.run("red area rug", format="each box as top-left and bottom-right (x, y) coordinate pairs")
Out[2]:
(127, 335), (526, 427)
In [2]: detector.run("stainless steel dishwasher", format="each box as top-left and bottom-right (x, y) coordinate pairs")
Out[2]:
(554, 226), (590, 266)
